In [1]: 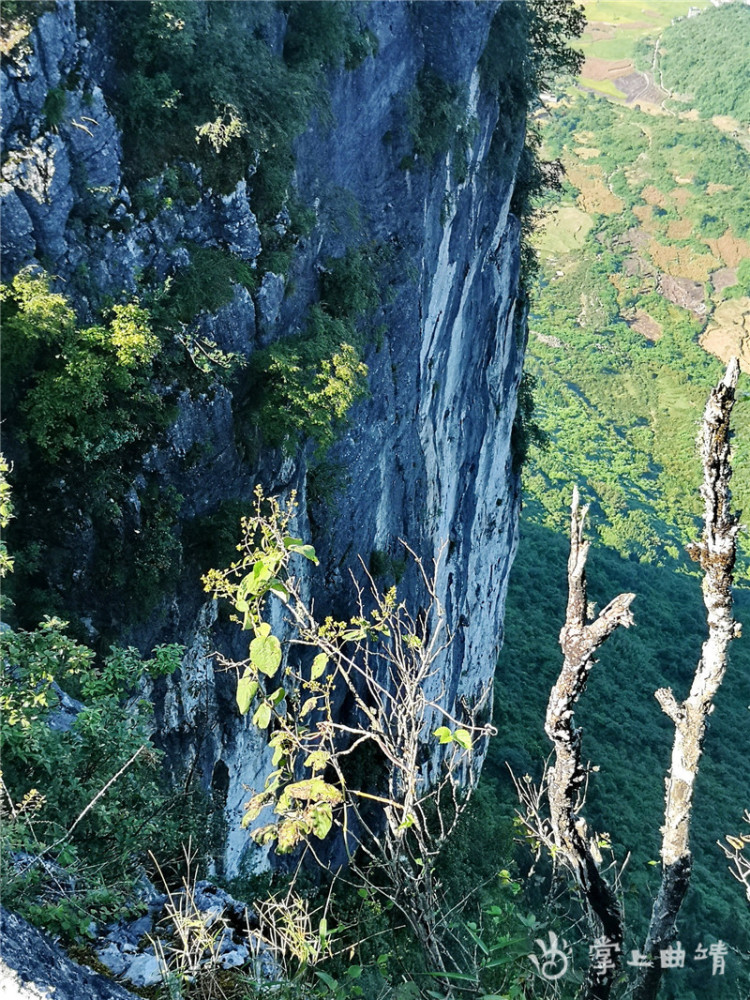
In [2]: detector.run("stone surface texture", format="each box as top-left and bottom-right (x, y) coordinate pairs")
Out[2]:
(0, 906), (140, 1000)
(2, 0), (528, 882)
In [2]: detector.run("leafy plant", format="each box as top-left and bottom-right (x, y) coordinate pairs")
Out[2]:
(1, 269), (163, 463)
(0, 617), (201, 943)
(246, 306), (367, 457)
(203, 488), (495, 984)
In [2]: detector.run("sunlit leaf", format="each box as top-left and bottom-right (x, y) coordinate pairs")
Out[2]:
(311, 652), (328, 680)
(250, 634), (282, 676)
(310, 801), (333, 839)
(236, 672), (258, 715)
(288, 542), (318, 564)
(300, 696), (318, 717)
(253, 701), (272, 728)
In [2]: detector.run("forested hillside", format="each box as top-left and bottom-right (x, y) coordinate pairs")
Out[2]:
(491, 3), (750, 997)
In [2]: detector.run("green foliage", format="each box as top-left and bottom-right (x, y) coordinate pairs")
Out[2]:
(0, 456), (15, 583)
(42, 86), (67, 127)
(406, 68), (470, 167)
(510, 371), (548, 473)
(244, 240), (395, 456)
(247, 306), (368, 457)
(368, 548), (407, 584)
(1, 269), (163, 463)
(105, 0), (366, 235)
(0, 619), (206, 943)
(163, 243), (256, 324)
(525, 90), (750, 576)
(319, 244), (385, 321)
(480, 0), (585, 112)
(659, 3), (750, 123)
(282, 1), (377, 71)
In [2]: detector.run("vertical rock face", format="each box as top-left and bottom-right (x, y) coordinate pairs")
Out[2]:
(2, 0), (527, 876)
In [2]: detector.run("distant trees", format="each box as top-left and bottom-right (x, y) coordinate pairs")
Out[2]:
(659, 3), (750, 123)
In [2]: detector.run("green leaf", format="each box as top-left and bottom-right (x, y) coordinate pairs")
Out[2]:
(310, 801), (333, 839)
(453, 729), (472, 750)
(256, 622), (272, 638)
(236, 672), (258, 715)
(288, 542), (318, 564)
(253, 702), (272, 729)
(433, 726), (453, 744)
(311, 652), (328, 680)
(303, 750), (329, 772)
(315, 969), (337, 991)
(341, 627), (366, 642)
(250, 634), (282, 676)
(300, 696), (318, 717)
(283, 536), (304, 549)
(238, 564), (271, 601)
(269, 686), (286, 706)
(268, 579), (289, 599)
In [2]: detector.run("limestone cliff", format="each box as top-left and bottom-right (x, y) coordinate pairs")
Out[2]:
(2, 0), (531, 877)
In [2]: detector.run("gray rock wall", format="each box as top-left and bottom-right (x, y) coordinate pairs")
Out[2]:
(1, 0), (527, 878)
(0, 907), (140, 1000)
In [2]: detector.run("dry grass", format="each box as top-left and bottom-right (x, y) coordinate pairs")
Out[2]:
(575, 147), (602, 159)
(669, 187), (693, 209)
(641, 185), (669, 209)
(648, 240), (721, 282)
(666, 218), (694, 240)
(580, 56), (632, 81)
(633, 205), (654, 225)
(700, 297), (750, 373)
(704, 230), (750, 269)
(566, 162), (625, 214)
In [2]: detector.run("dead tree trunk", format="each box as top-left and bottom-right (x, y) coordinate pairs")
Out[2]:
(634, 357), (742, 1000)
(545, 487), (636, 1000)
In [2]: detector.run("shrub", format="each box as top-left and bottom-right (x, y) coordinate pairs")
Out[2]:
(247, 306), (368, 456)
(407, 68), (469, 165)
(1, 269), (164, 463)
(282, 1), (377, 71)
(0, 618), (207, 943)
(42, 86), (67, 127)
(164, 244), (256, 324)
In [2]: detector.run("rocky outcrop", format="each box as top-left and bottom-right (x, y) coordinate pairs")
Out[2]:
(0, 906), (139, 1000)
(1, 0), (529, 878)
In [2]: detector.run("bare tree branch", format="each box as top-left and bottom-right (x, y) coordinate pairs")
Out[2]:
(545, 487), (635, 1000)
(635, 357), (742, 1000)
